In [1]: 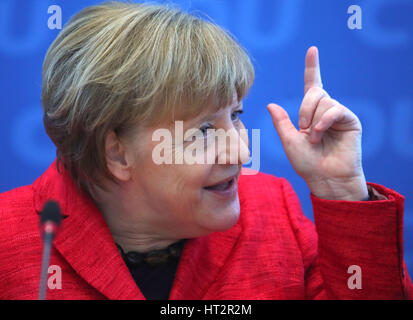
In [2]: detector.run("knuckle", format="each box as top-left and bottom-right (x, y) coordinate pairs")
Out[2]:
(313, 124), (324, 132)
(319, 96), (331, 106)
(307, 86), (323, 97)
(319, 96), (337, 107)
(333, 103), (346, 114)
(302, 87), (327, 110)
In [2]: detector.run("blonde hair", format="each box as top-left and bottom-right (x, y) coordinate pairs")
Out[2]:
(42, 1), (255, 192)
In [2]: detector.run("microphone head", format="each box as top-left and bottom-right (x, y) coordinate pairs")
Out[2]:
(40, 201), (62, 226)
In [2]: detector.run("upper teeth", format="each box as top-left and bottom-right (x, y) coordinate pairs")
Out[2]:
(205, 179), (232, 190)
(215, 181), (230, 190)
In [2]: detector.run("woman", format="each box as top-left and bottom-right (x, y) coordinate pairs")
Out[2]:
(0, 1), (411, 300)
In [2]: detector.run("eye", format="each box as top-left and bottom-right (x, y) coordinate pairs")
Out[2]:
(231, 110), (244, 122)
(200, 123), (214, 137)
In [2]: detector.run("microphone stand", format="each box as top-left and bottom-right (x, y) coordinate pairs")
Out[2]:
(38, 231), (54, 300)
(38, 201), (62, 300)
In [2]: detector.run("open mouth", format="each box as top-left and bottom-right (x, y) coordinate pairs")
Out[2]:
(204, 178), (235, 192)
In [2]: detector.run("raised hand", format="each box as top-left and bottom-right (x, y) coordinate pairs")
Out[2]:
(267, 46), (368, 201)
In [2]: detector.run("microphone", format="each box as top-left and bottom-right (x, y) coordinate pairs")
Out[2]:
(38, 200), (62, 300)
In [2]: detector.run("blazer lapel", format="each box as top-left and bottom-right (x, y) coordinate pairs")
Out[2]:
(52, 203), (143, 300)
(169, 221), (242, 299)
(33, 161), (143, 300)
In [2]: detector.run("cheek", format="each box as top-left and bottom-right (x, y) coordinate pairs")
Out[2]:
(166, 164), (213, 199)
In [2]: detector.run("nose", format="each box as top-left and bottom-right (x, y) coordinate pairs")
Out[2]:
(215, 126), (250, 165)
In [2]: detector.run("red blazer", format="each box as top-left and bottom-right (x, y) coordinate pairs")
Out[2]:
(0, 161), (411, 300)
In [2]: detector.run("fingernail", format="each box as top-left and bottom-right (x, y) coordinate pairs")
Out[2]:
(300, 117), (307, 128)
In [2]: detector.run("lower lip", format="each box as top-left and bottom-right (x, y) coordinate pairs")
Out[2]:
(203, 178), (238, 199)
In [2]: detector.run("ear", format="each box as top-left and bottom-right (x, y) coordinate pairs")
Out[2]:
(105, 130), (134, 182)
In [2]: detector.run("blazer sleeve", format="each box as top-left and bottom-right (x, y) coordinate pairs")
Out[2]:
(280, 178), (413, 299)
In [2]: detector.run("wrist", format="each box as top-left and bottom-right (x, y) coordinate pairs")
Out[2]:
(306, 175), (369, 201)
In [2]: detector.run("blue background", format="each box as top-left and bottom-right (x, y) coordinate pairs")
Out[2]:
(0, 0), (412, 276)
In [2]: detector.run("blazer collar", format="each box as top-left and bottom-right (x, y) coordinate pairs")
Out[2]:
(32, 161), (242, 299)
(33, 161), (142, 299)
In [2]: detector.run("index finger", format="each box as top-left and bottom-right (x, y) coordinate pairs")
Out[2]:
(304, 46), (323, 95)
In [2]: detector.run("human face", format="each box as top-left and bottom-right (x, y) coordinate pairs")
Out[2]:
(123, 95), (250, 239)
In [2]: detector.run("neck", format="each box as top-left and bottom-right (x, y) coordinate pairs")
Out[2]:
(90, 183), (180, 254)
(112, 234), (179, 253)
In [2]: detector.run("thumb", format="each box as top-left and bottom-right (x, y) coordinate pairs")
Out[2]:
(267, 103), (299, 144)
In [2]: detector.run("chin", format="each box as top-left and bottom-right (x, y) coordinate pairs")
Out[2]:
(216, 210), (240, 232)
(202, 197), (240, 232)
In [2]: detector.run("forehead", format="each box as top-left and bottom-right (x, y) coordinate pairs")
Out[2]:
(176, 91), (241, 123)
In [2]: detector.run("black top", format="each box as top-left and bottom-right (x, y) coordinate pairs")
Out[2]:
(116, 240), (186, 300)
